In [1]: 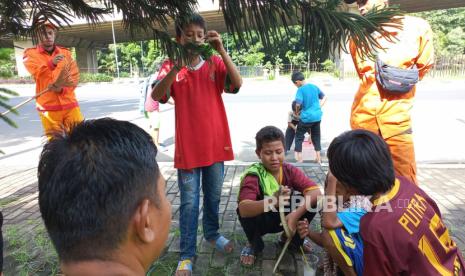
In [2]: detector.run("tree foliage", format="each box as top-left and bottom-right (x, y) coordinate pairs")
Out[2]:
(0, 0), (401, 61)
(414, 7), (465, 56)
(0, 48), (15, 77)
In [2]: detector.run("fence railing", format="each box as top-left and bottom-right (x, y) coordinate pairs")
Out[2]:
(74, 55), (465, 82)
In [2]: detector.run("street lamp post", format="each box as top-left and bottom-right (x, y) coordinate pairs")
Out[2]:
(111, 18), (120, 78)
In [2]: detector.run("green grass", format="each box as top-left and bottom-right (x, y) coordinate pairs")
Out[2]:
(5, 221), (59, 275)
(0, 197), (18, 208)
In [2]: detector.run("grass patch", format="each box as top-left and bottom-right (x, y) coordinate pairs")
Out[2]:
(147, 252), (178, 276)
(0, 197), (19, 208)
(5, 222), (59, 275)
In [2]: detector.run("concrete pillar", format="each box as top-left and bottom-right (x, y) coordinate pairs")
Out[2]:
(13, 39), (34, 77)
(75, 47), (98, 73)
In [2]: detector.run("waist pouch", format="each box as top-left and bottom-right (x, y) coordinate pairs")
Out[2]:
(375, 57), (419, 94)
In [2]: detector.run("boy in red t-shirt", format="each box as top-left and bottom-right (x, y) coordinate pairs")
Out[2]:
(237, 126), (321, 266)
(151, 13), (242, 276)
(327, 129), (465, 275)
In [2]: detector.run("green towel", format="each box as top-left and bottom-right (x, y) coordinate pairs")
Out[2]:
(240, 163), (280, 197)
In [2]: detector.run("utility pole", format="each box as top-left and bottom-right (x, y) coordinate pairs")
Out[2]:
(111, 17), (120, 78)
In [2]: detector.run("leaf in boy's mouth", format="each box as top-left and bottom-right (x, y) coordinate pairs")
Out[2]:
(184, 43), (215, 59)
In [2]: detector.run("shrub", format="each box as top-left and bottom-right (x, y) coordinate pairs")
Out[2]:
(80, 73), (113, 83)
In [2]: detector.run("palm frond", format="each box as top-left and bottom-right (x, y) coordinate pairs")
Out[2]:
(0, 87), (19, 128)
(219, 0), (403, 59)
(1, 0), (403, 62)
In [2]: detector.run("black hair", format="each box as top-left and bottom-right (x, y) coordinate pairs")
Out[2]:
(175, 13), (207, 38)
(255, 126), (285, 152)
(291, 101), (297, 112)
(327, 129), (395, 195)
(291, 71), (305, 83)
(38, 118), (160, 262)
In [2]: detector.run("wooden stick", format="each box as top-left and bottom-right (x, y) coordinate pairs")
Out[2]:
(1, 58), (76, 116)
(273, 164), (293, 273)
(1, 87), (49, 116)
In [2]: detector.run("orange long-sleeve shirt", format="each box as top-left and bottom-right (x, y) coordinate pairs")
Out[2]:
(23, 45), (80, 111)
(349, 16), (435, 139)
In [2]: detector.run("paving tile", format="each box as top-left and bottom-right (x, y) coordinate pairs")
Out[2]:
(3, 165), (465, 276)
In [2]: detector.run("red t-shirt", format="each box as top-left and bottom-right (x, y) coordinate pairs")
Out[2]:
(238, 163), (320, 203)
(156, 56), (237, 169)
(361, 176), (465, 276)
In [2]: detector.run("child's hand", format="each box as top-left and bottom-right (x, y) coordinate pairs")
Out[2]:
(206, 30), (225, 53)
(297, 218), (310, 238)
(286, 212), (299, 234)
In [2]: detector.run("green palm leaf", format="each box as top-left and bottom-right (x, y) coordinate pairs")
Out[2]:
(0, 87), (19, 128)
(1, 0), (402, 62)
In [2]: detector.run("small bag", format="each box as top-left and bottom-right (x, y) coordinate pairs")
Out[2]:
(375, 57), (419, 94)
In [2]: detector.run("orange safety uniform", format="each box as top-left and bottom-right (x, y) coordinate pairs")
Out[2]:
(349, 16), (434, 184)
(23, 45), (83, 137)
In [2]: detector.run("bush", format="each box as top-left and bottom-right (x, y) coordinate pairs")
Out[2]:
(0, 63), (14, 78)
(322, 59), (340, 78)
(119, 72), (130, 78)
(80, 73), (113, 83)
(322, 59), (336, 72)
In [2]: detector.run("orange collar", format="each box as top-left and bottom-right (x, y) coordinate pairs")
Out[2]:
(38, 44), (59, 55)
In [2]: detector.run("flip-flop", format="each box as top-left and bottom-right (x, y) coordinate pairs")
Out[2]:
(176, 259), (192, 276)
(240, 246), (256, 267)
(213, 235), (234, 253)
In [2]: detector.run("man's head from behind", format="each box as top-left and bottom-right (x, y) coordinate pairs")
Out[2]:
(327, 129), (395, 196)
(291, 71), (305, 88)
(255, 126), (285, 174)
(38, 118), (171, 273)
(343, 0), (389, 16)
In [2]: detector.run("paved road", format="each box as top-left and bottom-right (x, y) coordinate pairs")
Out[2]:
(1, 77), (465, 167)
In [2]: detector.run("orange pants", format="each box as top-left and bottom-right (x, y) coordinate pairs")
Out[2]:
(39, 107), (84, 139)
(385, 133), (417, 185)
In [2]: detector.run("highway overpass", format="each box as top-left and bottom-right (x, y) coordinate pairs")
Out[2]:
(5, 0), (465, 76)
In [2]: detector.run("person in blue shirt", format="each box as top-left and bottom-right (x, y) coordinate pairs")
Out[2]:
(291, 71), (327, 163)
(298, 171), (371, 276)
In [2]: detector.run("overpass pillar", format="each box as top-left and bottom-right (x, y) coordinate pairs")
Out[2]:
(13, 39), (34, 77)
(75, 47), (98, 73)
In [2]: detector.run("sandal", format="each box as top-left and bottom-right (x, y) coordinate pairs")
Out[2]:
(211, 235), (234, 253)
(175, 259), (192, 276)
(240, 245), (256, 267)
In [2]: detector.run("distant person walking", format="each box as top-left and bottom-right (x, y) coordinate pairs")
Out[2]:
(291, 71), (327, 163)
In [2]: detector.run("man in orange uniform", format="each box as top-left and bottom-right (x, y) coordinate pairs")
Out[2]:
(344, 0), (434, 184)
(23, 21), (83, 138)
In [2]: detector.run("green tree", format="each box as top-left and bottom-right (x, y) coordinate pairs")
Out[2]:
(0, 48), (15, 78)
(414, 7), (465, 56)
(444, 27), (465, 55)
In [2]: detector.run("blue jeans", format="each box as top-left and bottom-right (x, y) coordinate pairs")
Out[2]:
(178, 162), (224, 260)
